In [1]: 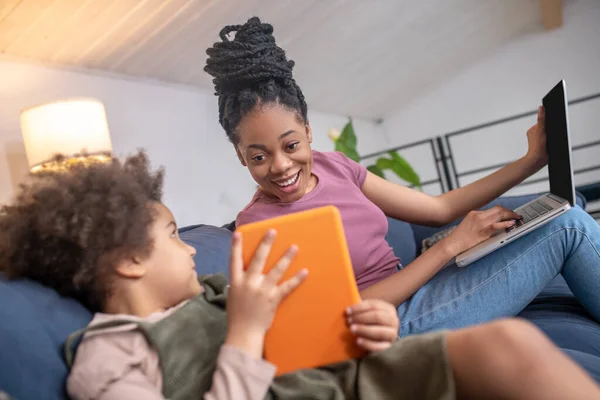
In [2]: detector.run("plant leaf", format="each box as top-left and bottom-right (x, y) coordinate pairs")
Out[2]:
(367, 164), (385, 179)
(337, 119), (357, 152)
(335, 140), (360, 162)
(375, 157), (393, 171)
(375, 153), (421, 188)
(387, 151), (421, 188)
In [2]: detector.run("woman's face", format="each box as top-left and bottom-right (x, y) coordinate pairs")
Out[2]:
(235, 104), (315, 203)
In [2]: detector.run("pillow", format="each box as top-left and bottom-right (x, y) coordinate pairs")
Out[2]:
(385, 217), (418, 265)
(179, 224), (233, 279)
(420, 226), (456, 254)
(0, 276), (92, 400)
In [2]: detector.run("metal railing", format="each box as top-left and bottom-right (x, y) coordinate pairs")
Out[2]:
(443, 92), (600, 192)
(360, 137), (449, 193)
(364, 91), (600, 219)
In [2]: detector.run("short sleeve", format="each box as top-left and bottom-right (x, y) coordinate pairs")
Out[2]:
(235, 208), (261, 228)
(326, 151), (368, 187)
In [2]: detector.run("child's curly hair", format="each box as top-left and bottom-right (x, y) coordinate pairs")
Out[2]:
(0, 151), (164, 312)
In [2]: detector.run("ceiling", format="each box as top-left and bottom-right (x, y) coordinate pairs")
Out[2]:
(0, 0), (554, 120)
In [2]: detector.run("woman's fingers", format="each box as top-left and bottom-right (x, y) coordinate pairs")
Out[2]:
(538, 105), (545, 129)
(503, 210), (523, 221)
(492, 220), (516, 231)
(488, 206), (521, 221)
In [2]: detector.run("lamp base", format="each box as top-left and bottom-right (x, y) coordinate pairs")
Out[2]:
(31, 153), (112, 173)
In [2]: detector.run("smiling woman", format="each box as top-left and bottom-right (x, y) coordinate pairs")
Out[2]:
(204, 17), (600, 342)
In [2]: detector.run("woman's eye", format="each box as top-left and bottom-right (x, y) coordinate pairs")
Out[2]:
(252, 155), (265, 162)
(288, 143), (298, 150)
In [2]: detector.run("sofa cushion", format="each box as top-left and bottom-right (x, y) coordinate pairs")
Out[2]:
(0, 276), (92, 400)
(519, 275), (600, 359)
(180, 224), (233, 279)
(385, 218), (417, 265)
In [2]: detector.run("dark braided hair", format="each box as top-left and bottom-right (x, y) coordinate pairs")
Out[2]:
(204, 17), (308, 144)
(0, 151), (164, 312)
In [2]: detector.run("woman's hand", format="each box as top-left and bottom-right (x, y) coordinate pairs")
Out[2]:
(225, 230), (308, 359)
(442, 206), (522, 257)
(524, 106), (548, 170)
(346, 299), (399, 352)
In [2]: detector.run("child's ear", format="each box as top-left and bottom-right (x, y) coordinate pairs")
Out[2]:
(234, 145), (247, 166)
(114, 256), (147, 279)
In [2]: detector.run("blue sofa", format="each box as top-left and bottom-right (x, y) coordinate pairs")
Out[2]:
(1, 193), (599, 399)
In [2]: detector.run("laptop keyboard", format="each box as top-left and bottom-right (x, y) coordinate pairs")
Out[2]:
(506, 199), (555, 233)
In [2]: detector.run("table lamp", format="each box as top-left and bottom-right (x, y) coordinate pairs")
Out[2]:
(20, 98), (112, 173)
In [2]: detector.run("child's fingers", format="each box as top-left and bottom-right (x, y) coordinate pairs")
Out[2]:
(347, 300), (396, 325)
(350, 323), (397, 344)
(346, 299), (377, 315)
(347, 298), (393, 315)
(247, 230), (276, 276)
(355, 336), (392, 353)
(265, 245), (298, 286)
(229, 232), (243, 283)
(347, 309), (393, 327)
(276, 269), (308, 300)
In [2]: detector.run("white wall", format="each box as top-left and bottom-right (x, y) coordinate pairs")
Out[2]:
(0, 57), (388, 226)
(380, 0), (600, 197)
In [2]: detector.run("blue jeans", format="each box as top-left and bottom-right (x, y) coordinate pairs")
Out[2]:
(397, 206), (600, 336)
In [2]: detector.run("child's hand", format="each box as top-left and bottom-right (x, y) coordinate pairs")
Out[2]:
(225, 230), (308, 359)
(346, 299), (399, 352)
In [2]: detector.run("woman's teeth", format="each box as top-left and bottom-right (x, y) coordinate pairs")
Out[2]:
(276, 172), (299, 187)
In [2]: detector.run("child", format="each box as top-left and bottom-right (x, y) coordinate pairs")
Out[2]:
(1, 151), (598, 400)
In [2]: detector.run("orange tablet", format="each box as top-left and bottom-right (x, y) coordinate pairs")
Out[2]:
(235, 205), (366, 375)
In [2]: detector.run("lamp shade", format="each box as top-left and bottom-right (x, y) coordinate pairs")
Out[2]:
(20, 98), (112, 170)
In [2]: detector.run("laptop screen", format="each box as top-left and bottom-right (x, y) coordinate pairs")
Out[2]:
(543, 80), (576, 206)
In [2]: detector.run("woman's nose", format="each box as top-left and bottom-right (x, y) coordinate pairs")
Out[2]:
(271, 153), (292, 174)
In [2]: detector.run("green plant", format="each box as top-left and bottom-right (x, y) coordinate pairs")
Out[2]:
(329, 119), (421, 189)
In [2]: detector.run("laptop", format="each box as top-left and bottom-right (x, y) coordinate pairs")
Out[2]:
(455, 80), (575, 267)
(235, 205), (366, 375)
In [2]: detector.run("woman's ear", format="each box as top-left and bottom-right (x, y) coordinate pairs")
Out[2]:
(114, 256), (147, 279)
(234, 145), (247, 166)
(306, 123), (313, 144)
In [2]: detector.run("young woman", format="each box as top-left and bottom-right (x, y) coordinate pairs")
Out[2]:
(204, 17), (600, 336)
(1, 151), (599, 400)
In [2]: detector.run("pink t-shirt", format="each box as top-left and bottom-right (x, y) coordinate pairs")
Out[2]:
(236, 150), (400, 290)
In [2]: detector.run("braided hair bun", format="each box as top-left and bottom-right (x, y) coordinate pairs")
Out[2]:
(204, 17), (308, 144)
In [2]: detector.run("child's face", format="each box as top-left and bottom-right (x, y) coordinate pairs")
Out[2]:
(141, 202), (201, 307)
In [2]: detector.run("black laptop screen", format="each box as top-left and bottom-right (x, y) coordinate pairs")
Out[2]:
(542, 80), (576, 206)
